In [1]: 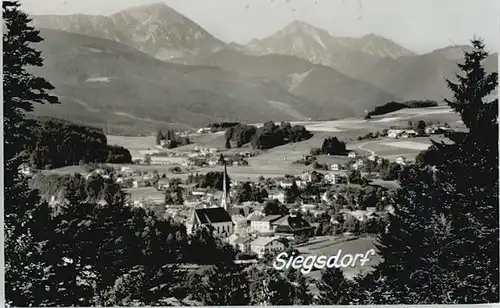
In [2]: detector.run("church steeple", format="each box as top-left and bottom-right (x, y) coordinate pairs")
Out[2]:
(221, 159), (229, 211)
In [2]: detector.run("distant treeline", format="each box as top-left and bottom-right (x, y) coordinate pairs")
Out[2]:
(366, 100), (439, 118)
(208, 122), (240, 130)
(156, 129), (190, 148)
(23, 117), (131, 169)
(225, 121), (313, 150)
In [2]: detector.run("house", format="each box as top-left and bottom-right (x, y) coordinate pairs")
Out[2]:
(120, 166), (133, 174)
(160, 139), (174, 148)
(208, 158), (219, 166)
(348, 210), (369, 222)
(395, 157), (406, 165)
(229, 234), (252, 253)
(186, 207), (234, 237)
(406, 130), (418, 137)
(19, 164), (33, 176)
(197, 127), (211, 134)
(192, 188), (208, 197)
(267, 189), (285, 203)
(331, 164), (341, 171)
(348, 152), (357, 158)
(250, 215), (283, 234)
(209, 148), (218, 154)
(356, 159), (365, 166)
(246, 211), (264, 226)
(300, 203), (317, 213)
(157, 179), (170, 191)
(116, 177), (133, 188)
(387, 129), (404, 138)
(325, 173), (347, 185)
(279, 179), (294, 188)
(232, 214), (249, 234)
(300, 172), (313, 182)
(272, 212), (314, 238)
(324, 173), (336, 184)
(250, 236), (285, 258)
(368, 155), (378, 162)
(295, 180), (307, 188)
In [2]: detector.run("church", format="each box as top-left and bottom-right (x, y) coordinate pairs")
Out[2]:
(185, 162), (234, 237)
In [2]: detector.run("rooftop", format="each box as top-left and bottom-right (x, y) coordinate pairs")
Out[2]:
(250, 236), (281, 247)
(194, 207), (232, 224)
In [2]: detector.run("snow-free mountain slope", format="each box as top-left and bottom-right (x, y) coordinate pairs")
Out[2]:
(32, 2), (225, 60)
(32, 28), (328, 133)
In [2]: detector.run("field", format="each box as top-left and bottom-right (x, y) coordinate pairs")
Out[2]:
(99, 106), (461, 181)
(124, 187), (165, 203)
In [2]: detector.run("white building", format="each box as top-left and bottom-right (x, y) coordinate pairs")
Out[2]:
(331, 164), (341, 171)
(279, 179), (294, 188)
(348, 152), (357, 158)
(325, 173), (347, 185)
(268, 190), (285, 203)
(250, 237), (285, 258)
(395, 157), (406, 165)
(388, 129), (404, 138)
(250, 215), (283, 234)
(157, 179), (170, 191)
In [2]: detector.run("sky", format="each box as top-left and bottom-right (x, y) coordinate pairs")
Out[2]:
(21, 0), (500, 53)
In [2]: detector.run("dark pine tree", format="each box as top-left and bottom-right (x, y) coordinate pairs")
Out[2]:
(316, 267), (354, 305)
(4, 1), (60, 305)
(360, 38), (498, 304)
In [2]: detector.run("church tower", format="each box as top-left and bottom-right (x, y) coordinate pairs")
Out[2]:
(220, 160), (229, 211)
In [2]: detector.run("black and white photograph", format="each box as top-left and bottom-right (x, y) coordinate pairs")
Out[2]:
(2, 0), (499, 306)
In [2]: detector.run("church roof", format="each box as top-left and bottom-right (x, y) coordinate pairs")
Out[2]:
(194, 207), (232, 224)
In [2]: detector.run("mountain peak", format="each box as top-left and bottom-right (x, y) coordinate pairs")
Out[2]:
(113, 1), (180, 19)
(282, 20), (323, 34)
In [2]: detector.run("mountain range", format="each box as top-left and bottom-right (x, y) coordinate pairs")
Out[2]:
(29, 2), (498, 134)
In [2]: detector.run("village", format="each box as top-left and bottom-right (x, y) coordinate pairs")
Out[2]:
(19, 110), (458, 277)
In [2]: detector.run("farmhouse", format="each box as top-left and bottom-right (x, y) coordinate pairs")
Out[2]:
(186, 207), (234, 237)
(273, 212), (314, 238)
(250, 237), (285, 258)
(387, 129), (404, 138)
(325, 173), (347, 185)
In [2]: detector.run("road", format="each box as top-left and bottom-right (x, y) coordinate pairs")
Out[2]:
(356, 141), (376, 156)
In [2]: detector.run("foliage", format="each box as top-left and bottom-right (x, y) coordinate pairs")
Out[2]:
(196, 264), (250, 305)
(348, 169), (364, 184)
(316, 267), (356, 304)
(250, 121), (313, 150)
(320, 137), (348, 156)
(23, 117), (132, 168)
(235, 182), (268, 203)
(367, 100), (438, 117)
(264, 199), (289, 216)
(359, 38), (499, 304)
(192, 171), (231, 191)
